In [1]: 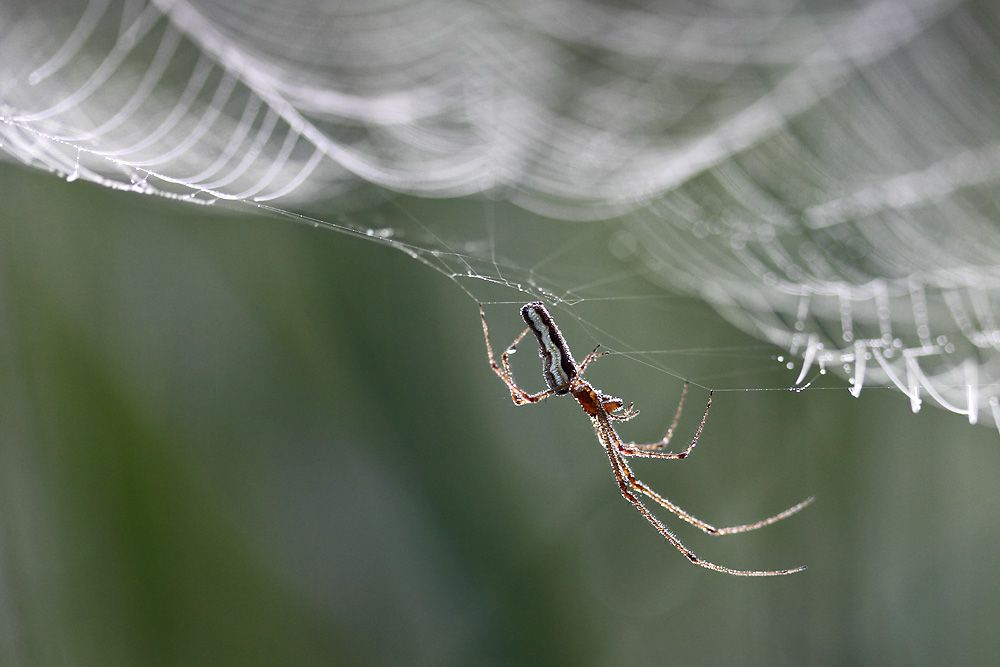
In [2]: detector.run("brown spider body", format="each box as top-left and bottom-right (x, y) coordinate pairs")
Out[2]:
(570, 382), (603, 417)
(480, 301), (813, 576)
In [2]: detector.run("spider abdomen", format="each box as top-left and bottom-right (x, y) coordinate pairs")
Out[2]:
(521, 301), (578, 393)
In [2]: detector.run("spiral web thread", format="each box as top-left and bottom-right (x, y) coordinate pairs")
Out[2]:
(3, 0), (1000, 431)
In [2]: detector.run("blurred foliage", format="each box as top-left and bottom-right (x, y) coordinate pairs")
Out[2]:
(2, 163), (1000, 666)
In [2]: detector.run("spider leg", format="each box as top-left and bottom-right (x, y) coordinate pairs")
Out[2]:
(577, 349), (640, 422)
(598, 393), (638, 422)
(626, 466), (814, 535)
(601, 424), (805, 576)
(622, 383), (703, 456)
(605, 405), (814, 534)
(480, 304), (559, 405)
(576, 345), (609, 375)
(607, 403), (638, 422)
(499, 326), (531, 378)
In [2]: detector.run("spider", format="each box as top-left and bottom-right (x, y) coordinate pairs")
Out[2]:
(479, 301), (813, 576)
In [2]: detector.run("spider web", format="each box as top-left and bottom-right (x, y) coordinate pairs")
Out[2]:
(3, 0), (1000, 430)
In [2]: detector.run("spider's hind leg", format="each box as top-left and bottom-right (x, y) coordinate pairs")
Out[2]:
(480, 304), (558, 405)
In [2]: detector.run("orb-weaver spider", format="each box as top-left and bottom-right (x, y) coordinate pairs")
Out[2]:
(480, 301), (812, 576)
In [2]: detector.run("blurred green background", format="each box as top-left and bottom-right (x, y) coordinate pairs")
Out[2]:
(2, 162), (1000, 666)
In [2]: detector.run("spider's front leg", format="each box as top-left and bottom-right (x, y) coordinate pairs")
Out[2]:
(602, 425), (806, 576)
(622, 457), (815, 536)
